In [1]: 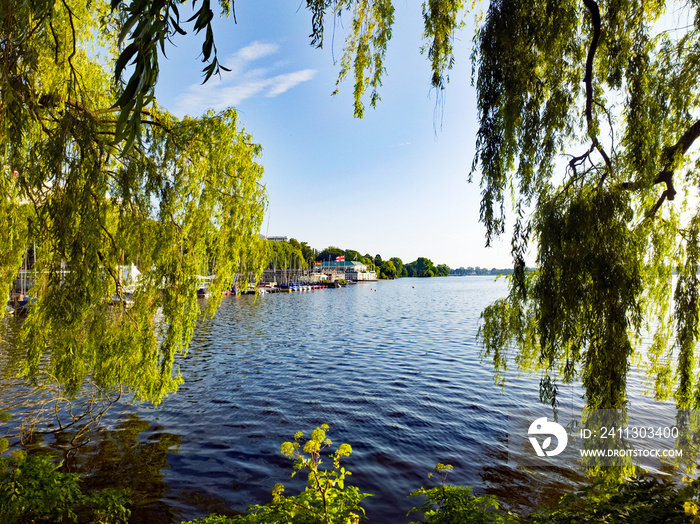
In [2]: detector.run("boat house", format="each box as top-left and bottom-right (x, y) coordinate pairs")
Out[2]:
(315, 261), (377, 281)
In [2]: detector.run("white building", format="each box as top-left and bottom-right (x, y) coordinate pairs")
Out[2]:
(315, 261), (377, 281)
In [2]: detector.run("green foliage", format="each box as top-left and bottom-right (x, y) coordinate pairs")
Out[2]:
(179, 456), (700, 524)
(409, 486), (517, 524)
(299, 240), (317, 267)
(405, 257), (447, 278)
(1, 0), (266, 405)
(481, 189), (645, 409)
(420, 0), (466, 94)
(343, 250), (369, 265)
(316, 247), (345, 262)
(181, 516), (238, 524)
(451, 267), (516, 276)
(106, 0), (471, 143)
(326, 0), (396, 118)
(198, 424), (370, 523)
(408, 464), (518, 524)
(111, 0), (233, 148)
(312, 248), (447, 279)
(0, 453), (130, 524)
(266, 240), (307, 270)
(435, 264), (450, 277)
(29, 0), (699, 419)
(530, 476), (700, 524)
(379, 260), (397, 279)
(310, 0), (467, 117)
(390, 257), (407, 277)
(471, 0), (700, 413)
(314, 246), (375, 267)
(288, 0), (700, 418)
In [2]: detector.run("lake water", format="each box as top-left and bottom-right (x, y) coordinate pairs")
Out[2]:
(0, 277), (682, 522)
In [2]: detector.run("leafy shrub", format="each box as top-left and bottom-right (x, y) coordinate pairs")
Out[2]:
(0, 451), (130, 523)
(408, 464), (519, 523)
(181, 516), (238, 524)
(530, 475), (700, 524)
(184, 424), (370, 524)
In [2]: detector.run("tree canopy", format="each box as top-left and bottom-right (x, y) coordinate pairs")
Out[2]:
(0, 0), (266, 405)
(473, 0), (700, 411)
(265, 240), (306, 270)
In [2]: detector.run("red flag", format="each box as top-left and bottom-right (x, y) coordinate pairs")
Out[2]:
(336, 256), (345, 262)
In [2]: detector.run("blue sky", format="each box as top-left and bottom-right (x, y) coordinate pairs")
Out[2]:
(154, 2), (518, 269)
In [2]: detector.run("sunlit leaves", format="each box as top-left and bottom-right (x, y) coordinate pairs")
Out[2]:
(0, 0), (266, 404)
(227, 425), (370, 523)
(673, 215), (700, 408)
(473, 0), (700, 413)
(111, 0), (230, 149)
(472, 0), (582, 245)
(329, 0), (395, 118)
(409, 465), (518, 524)
(481, 188), (649, 409)
(421, 0), (466, 93)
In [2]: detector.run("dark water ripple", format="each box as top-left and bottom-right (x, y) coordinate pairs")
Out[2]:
(0, 277), (680, 523)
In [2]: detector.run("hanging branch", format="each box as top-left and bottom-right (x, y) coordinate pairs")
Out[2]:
(646, 119), (700, 217)
(582, 0), (613, 180)
(621, 118), (700, 217)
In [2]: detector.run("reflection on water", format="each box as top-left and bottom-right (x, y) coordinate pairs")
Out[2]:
(0, 277), (689, 522)
(62, 413), (183, 523)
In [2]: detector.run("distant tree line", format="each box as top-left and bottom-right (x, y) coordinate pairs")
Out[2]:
(265, 240), (451, 279)
(450, 267), (518, 276)
(404, 258), (450, 278)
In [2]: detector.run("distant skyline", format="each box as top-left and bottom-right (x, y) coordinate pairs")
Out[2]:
(155, 2), (527, 269)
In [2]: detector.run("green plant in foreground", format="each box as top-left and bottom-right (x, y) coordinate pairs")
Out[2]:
(408, 463), (519, 523)
(183, 425), (370, 524)
(530, 475), (700, 524)
(0, 409), (130, 524)
(0, 451), (130, 523)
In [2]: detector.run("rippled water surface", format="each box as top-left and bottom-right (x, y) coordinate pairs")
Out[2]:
(0, 277), (679, 522)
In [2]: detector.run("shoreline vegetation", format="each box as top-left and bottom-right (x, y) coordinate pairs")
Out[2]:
(3, 423), (698, 523)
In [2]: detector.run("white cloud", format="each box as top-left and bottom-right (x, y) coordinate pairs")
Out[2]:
(223, 41), (279, 75)
(236, 41), (279, 62)
(265, 70), (317, 97)
(174, 41), (316, 117)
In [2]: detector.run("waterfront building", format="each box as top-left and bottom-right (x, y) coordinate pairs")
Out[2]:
(315, 261), (377, 281)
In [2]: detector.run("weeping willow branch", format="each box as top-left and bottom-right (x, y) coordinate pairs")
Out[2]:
(582, 0), (613, 179)
(622, 118), (700, 217)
